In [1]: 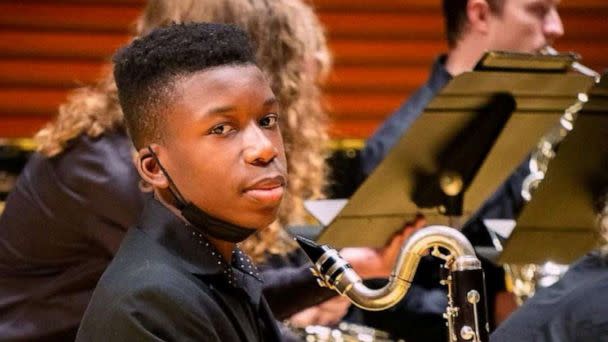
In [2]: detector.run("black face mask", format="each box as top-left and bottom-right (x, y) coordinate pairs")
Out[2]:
(146, 146), (257, 243)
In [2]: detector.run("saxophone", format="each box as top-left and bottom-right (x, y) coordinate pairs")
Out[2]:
(508, 47), (599, 304)
(296, 225), (489, 342)
(520, 46), (598, 201)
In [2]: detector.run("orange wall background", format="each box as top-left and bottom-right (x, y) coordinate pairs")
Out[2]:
(0, 0), (606, 139)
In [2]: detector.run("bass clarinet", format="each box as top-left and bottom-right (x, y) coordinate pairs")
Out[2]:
(296, 225), (489, 342)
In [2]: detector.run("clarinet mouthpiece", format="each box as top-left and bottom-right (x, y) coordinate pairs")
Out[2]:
(294, 236), (328, 263)
(295, 235), (360, 296)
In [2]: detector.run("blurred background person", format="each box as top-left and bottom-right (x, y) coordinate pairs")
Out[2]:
(362, 0), (565, 176)
(491, 187), (608, 341)
(347, 0), (564, 340)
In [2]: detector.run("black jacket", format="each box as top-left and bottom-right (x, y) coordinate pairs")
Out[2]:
(76, 196), (282, 342)
(491, 251), (608, 342)
(0, 130), (145, 341)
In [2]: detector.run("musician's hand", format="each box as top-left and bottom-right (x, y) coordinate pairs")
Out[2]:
(339, 215), (426, 279)
(288, 296), (351, 327)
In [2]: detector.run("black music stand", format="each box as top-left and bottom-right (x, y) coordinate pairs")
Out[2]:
(308, 52), (595, 248)
(497, 73), (608, 265)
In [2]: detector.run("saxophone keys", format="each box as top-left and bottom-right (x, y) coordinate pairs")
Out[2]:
(460, 325), (475, 340)
(467, 290), (480, 304)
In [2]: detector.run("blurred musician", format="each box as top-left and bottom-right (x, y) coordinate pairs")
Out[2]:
(349, 0), (565, 340)
(491, 188), (608, 341)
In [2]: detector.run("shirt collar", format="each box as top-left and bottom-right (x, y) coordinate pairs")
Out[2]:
(137, 194), (263, 303)
(427, 54), (453, 94)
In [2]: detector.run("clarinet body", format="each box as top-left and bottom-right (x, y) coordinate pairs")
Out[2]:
(296, 225), (489, 342)
(448, 256), (489, 342)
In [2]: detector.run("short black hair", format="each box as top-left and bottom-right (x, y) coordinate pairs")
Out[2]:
(113, 22), (256, 149)
(443, 0), (504, 48)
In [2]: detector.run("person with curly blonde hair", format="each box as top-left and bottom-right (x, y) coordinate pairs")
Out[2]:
(0, 0), (413, 340)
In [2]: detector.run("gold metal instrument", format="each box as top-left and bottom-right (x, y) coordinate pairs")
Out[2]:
(508, 47), (600, 304)
(521, 46), (598, 201)
(287, 321), (398, 342)
(296, 225), (489, 342)
(542, 46), (601, 82)
(520, 91), (588, 201)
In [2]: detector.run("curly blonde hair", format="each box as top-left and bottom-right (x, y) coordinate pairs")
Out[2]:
(35, 72), (122, 156)
(35, 0), (331, 261)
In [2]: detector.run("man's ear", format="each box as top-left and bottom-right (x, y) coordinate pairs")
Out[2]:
(467, 0), (492, 34)
(135, 146), (169, 189)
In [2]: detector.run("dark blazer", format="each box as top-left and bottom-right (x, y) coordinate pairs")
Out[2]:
(76, 196), (282, 342)
(0, 130), (145, 341)
(491, 251), (608, 342)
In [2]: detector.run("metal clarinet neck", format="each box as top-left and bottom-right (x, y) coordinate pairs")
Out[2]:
(297, 225), (474, 310)
(296, 225), (489, 341)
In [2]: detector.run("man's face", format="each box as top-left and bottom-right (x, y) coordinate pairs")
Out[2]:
(486, 0), (564, 53)
(159, 64), (287, 229)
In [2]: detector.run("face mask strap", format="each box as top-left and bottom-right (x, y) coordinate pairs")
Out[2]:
(145, 146), (257, 242)
(146, 146), (189, 209)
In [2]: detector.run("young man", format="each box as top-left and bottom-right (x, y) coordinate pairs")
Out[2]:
(76, 23), (285, 341)
(350, 0), (564, 340)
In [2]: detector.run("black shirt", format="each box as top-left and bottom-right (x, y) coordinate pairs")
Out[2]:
(76, 195), (282, 342)
(491, 251), (608, 342)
